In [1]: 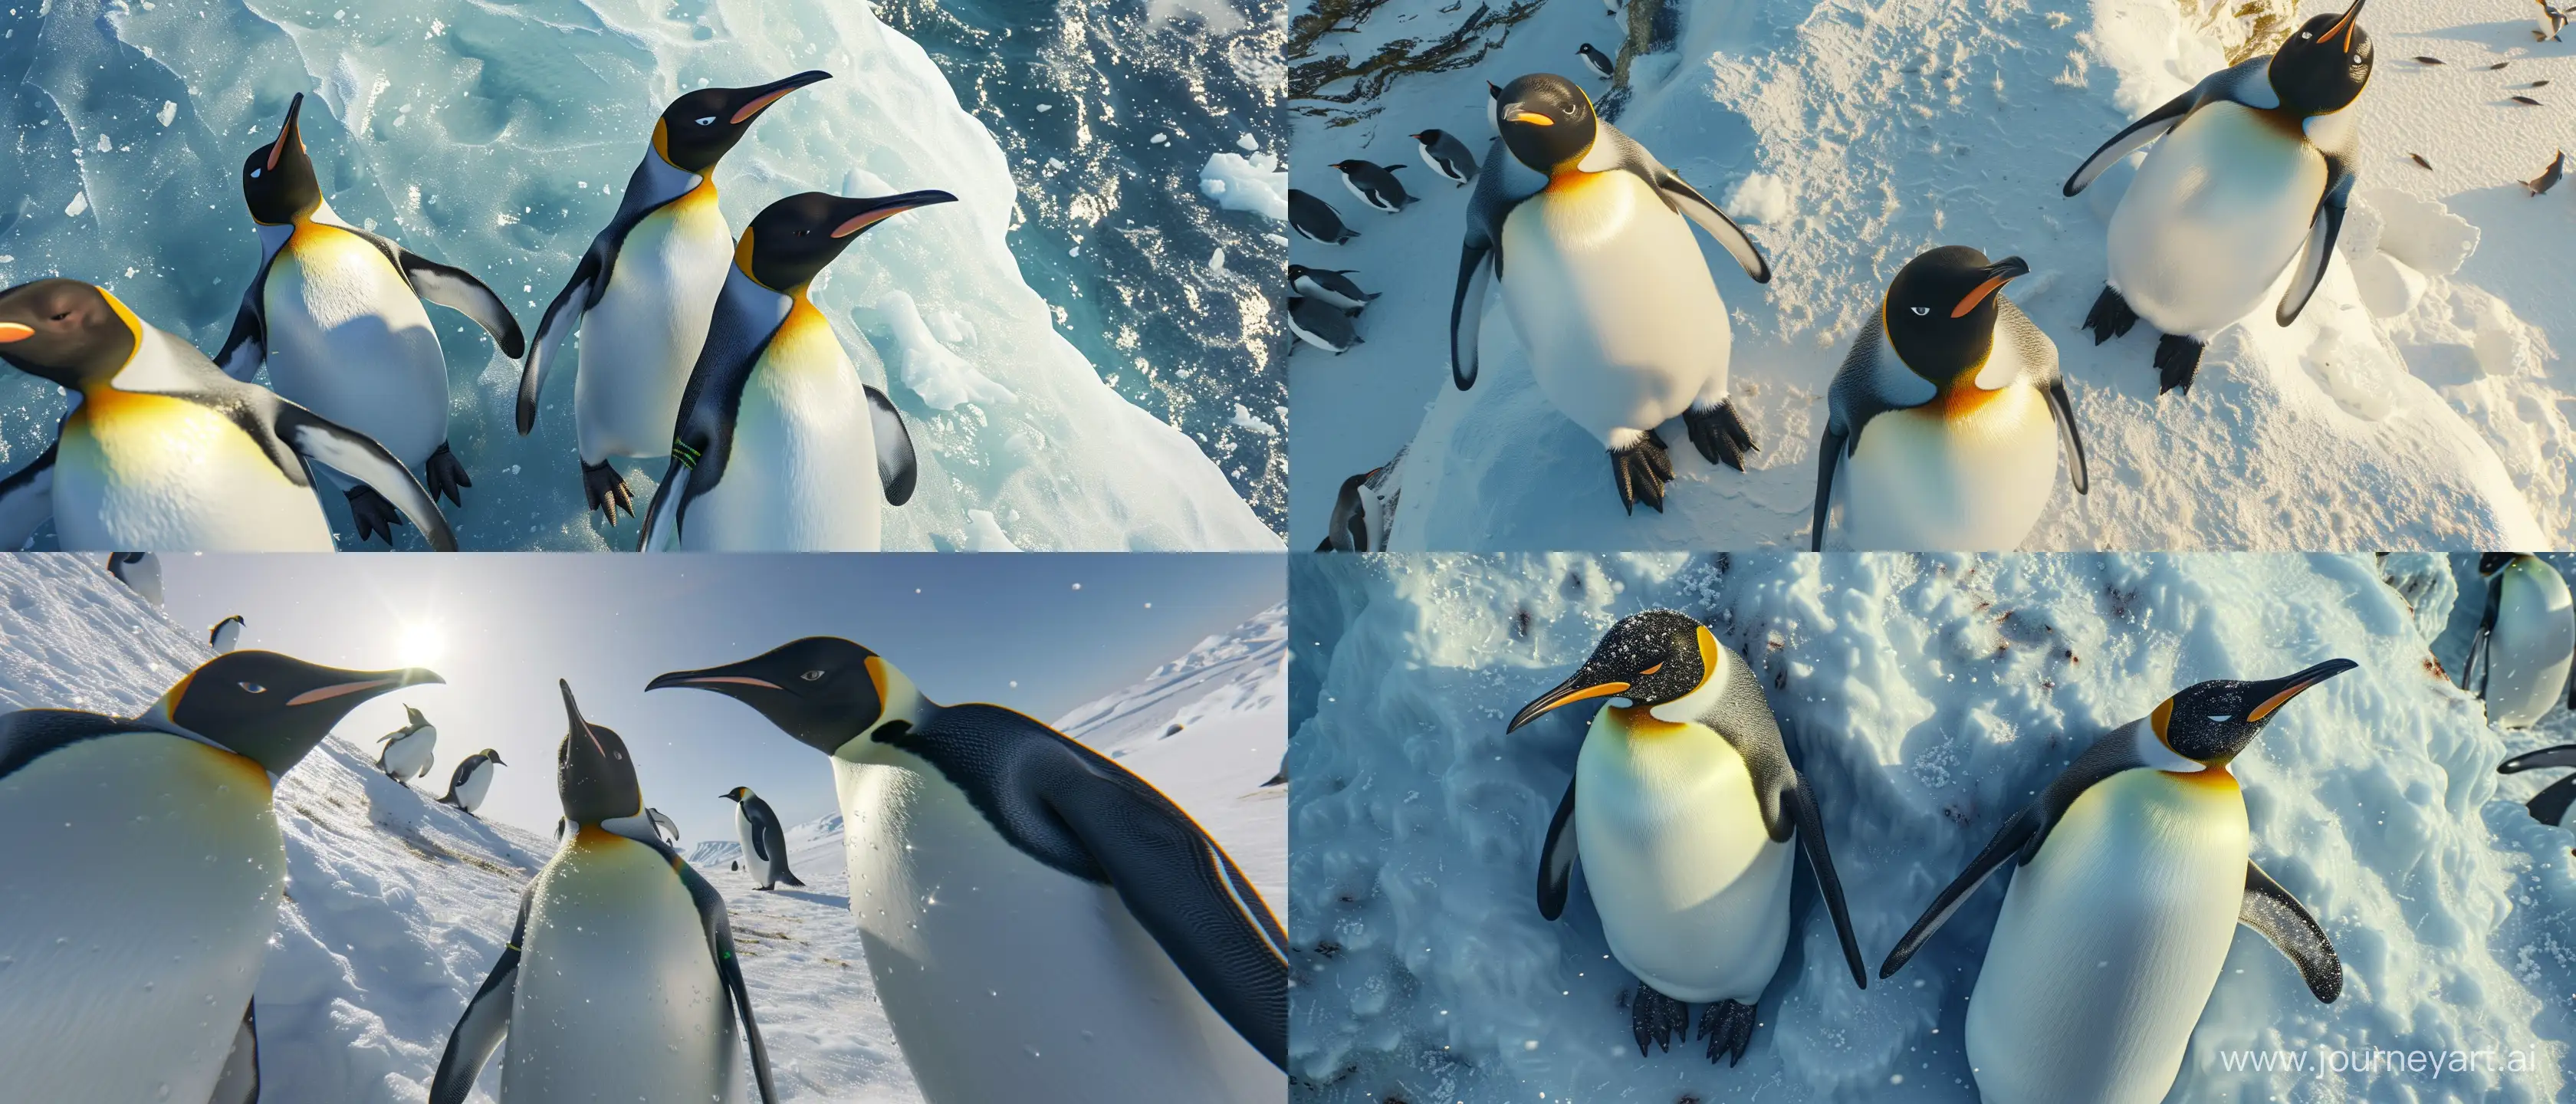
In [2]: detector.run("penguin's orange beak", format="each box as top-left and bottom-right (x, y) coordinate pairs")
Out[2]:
(1950, 256), (2030, 317)
(0, 323), (31, 343)
(2325, 0), (2365, 48)
(268, 93), (304, 172)
(1509, 670), (1629, 731)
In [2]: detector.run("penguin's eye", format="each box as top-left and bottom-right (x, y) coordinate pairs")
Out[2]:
(238, 682), (266, 694)
(2301, 31), (2313, 38)
(249, 168), (262, 179)
(696, 117), (718, 126)
(1911, 306), (1930, 317)
(2206, 715), (2232, 723)
(49, 311), (71, 322)
(801, 670), (826, 682)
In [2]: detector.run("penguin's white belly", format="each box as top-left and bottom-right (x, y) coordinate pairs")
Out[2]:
(832, 756), (1279, 1102)
(1840, 386), (2060, 551)
(2108, 103), (2325, 337)
(735, 810), (764, 877)
(505, 830), (740, 1103)
(1967, 768), (2249, 1104)
(2488, 565), (2575, 728)
(261, 227), (449, 468)
(680, 308), (883, 551)
(451, 764), (493, 811)
(380, 730), (435, 780)
(1500, 171), (1730, 445)
(577, 190), (732, 462)
(1572, 710), (1791, 1003)
(0, 734), (282, 1102)
(53, 391), (335, 551)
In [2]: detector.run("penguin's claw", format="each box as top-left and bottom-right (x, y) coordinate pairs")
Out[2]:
(425, 442), (472, 507)
(2083, 285), (2140, 345)
(1629, 984), (1690, 1056)
(1684, 401), (1758, 470)
(2154, 335), (2205, 396)
(582, 461), (636, 524)
(344, 486), (409, 546)
(1697, 1000), (1756, 1066)
(1611, 430), (1674, 515)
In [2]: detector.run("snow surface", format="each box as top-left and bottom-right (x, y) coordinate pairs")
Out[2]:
(0, 0), (1276, 551)
(1288, 552), (2576, 1102)
(1287, 0), (2574, 550)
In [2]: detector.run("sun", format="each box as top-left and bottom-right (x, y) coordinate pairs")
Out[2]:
(396, 622), (446, 669)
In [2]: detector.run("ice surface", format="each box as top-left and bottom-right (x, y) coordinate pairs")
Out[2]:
(1203, 150), (1292, 221)
(1287, 553), (2575, 1101)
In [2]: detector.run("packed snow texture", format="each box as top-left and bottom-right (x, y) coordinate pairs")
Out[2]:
(0, 0), (1275, 550)
(1287, 552), (2576, 1102)
(1286, 0), (2574, 550)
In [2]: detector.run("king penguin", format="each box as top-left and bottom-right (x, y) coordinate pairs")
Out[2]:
(637, 190), (943, 551)
(2065, 0), (2373, 394)
(1506, 610), (1866, 1063)
(431, 681), (777, 1104)
(516, 73), (831, 523)
(210, 615), (247, 653)
(0, 650), (438, 1104)
(2459, 553), (2574, 729)
(1810, 246), (2088, 550)
(107, 551), (161, 605)
(440, 748), (505, 814)
(649, 639), (1287, 1102)
(1453, 74), (1773, 514)
(721, 785), (804, 890)
(215, 94), (525, 544)
(0, 278), (458, 551)
(1880, 660), (2356, 1104)
(2499, 743), (2576, 827)
(374, 704), (438, 783)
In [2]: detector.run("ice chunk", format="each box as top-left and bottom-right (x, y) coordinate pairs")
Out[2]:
(1230, 403), (1275, 435)
(1722, 172), (1790, 225)
(1199, 151), (1286, 221)
(859, 291), (1014, 410)
(964, 509), (1020, 550)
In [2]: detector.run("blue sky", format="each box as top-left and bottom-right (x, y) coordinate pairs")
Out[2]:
(156, 554), (1282, 843)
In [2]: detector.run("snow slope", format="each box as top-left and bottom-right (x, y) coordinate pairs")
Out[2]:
(1286, 0), (2573, 550)
(1288, 552), (2576, 1101)
(0, 0), (1275, 550)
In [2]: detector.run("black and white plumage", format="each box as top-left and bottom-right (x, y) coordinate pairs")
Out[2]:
(721, 786), (804, 891)
(1329, 160), (1415, 213)
(1288, 189), (1359, 244)
(1411, 129), (1482, 186)
(438, 748), (505, 814)
(208, 616), (246, 653)
(1578, 44), (1616, 80)
(1288, 265), (1378, 311)
(1315, 456), (1399, 552)
(1286, 297), (1363, 354)
(373, 705), (438, 783)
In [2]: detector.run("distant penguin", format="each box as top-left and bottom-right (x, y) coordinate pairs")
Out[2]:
(1882, 660), (2357, 1104)
(2066, 0), (2372, 394)
(1411, 130), (1482, 186)
(1579, 44), (1617, 80)
(1508, 610), (1867, 1064)
(375, 705), (439, 783)
(0, 650), (436, 1102)
(1286, 297), (1362, 354)
(636, 190), (944, 551)
(209, 615), (247, 653)
(517, 73), (832, 524)
(1288, 189), (1359, 244)
(430, 681), (778, 1104)
(0, 279), (458, 551)
(440, 748), (506, 814)
(1811, 246), (2089, 551)
(1329, 160), (1414, 213)
(721, 786), (805, 891)
(216, 94), (526, 543)
(106, 552), (161, 606)
(2460, 554), (2574, 729)
(1289, 264), (1378, 311)
(1453, 74), (1773, 514)
(650, 639), (1287, 1101)
(1315, 462), (1395, 552)
(2536, 0), (2568, 41)
(2499, 744), (2576, 826)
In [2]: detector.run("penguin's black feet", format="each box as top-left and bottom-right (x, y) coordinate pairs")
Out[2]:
(582, 461), (636, 524)
(1683, 401), (1758, 471)
(1629, 984), (1691, 1056)
(425, 442), (472, 506)
(2084, 285), (2140, 345)
(344, 486), (409, 545)
(2154, 335), (2205, 396)
(1697, 999), (1756, 1066)
(1610, 430), (1675, 515)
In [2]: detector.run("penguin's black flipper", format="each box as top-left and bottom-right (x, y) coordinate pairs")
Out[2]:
(213, 255), (274, 383)
(1683, 400), (1756, 470)
(275, 404), (458, 550)
(1448, 238), (1494, 391)
(2153, 335), (2203, 396)
(429, 888), (530, 1104)
(639, 458), (688, 551)
(2499, 744), (2576, 774)
(2065, 85), (2196, 196)
(393, 249), (527, 359)
(0, 441), (57, 550)
(1536, 775), (1579, 920)
(1880, 804), (2039, 978)
(2277, 156), (2355, 327)
(2239, 861), (2341, 1003)
(208, 1001), (259, 1104)
(2526, 773), (2576, 826)
(865, 385), (918, 507)
(518, 250), (605, 434)
(2045, 378), (2091, 495)
(1609, 431), (1674, 515)
(1649, 167), (1770, 284)
(2463, 571), (2503, 696)
(678, 859), (780, 1103)
(1785, 771), (1868, 990)
(1810, 423), (1845, 552)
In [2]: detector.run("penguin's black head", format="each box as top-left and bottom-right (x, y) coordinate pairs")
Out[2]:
(650, 637), (890, 757)
(242, 94), (324, 226)
(1412, 129), (1448, 148)
(2154, 659), (2358, 764)
(1495, 74), (1597, 175)
(735, 190), (958, 293)
(721, 786), (750, 802)
(402, 705), (429, 728)
(2270, 0), (2372, 116)
(0, 278), (139, 390)
(2478, 553), (2523, 575)
(554, 679), (642, 826)
(1509, 609), (1714, 730)
(656, 71), (833, 174)
(478, 748), (506, 767)
(1882, 246), (2029, 389)
(157, 651), (442, 778)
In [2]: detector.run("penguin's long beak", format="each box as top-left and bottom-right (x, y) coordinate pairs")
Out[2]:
(728, 70), (833, 124)
(268, 94), (304, 172)
(2325, 0), (2365, 48)
(0, 324), (30, 343)
(2500, 744), (2576, 774)
(2242, 659), (2359, 723)
(1950, 256), (2030, 318)
(1509, 668), (1631, 731)
(648, 662), (777, 692)
(560, 678), (604, 755)
(829, 190), (959, 238)
(288, 667), (442, 706)
(1500, 102), (1555, 127)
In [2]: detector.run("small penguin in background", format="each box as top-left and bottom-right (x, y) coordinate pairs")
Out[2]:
(209, 615), (247, 653)
(721, 786), (805, 890)
(107, 553), (161, 606)
(2459, 553), (2574, 729)
(1315, 462), (1395, 552)
(1289, 265), (1378, 312)
(637, 190), (945, 551)
(375, 705), (439, 783)
(1411, 130), (1481, 186)
(430, 682), (778, 1104)
(1508, 610), (1867, 1065)
(1, 650), (437, 1103)
(216, 94), (526, 544)
(2499, 744), (2576, 826)
(439, 748), (506, 815)
(0, 279), (459, 551)
(1288, 189), (1359, 244)
(649, 639), (1287, 1100)
(2526, 150), (2565, 196)
(1330, 160), (1414, 213)
(2066, 0), (2373, 394)
(1578, 44), (1617, 80)
(1454, 74), (1773, 514)
(517, 73), (833, 524)
(1286, 297), (1363, 354)
(1881, 660), (2357, 1104)
(1810, 246), (2088, 551)
(2535, 0), (2568, 41)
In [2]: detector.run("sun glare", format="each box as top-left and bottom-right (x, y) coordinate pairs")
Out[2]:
(396, 623), (447, 669)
